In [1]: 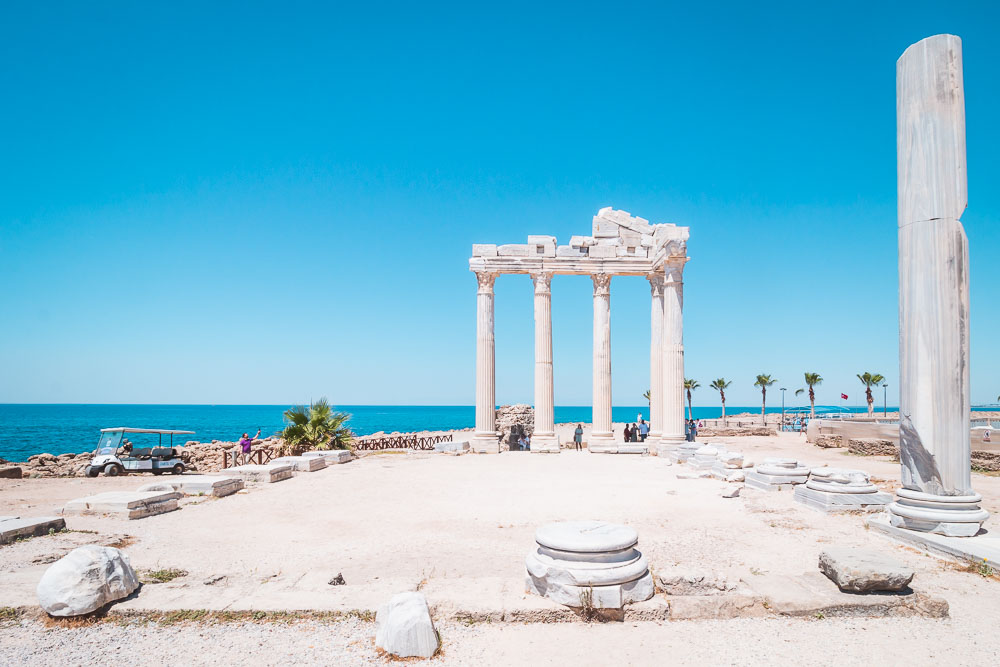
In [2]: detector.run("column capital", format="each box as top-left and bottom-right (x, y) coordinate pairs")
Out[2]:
(475, 270), (498, 293)
(530, 270), (553, 294)
(647, 273), (665, 296)
(664, 264), (684, 285)
(591, 272), (611, 296)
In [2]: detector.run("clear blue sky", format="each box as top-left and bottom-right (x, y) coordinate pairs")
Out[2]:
(1, 2), (998, 408)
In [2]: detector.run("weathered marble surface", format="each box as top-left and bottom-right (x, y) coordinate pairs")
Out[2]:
(525, 521), (653, 609)
(819, 548), (914, 592)
(0, 516), (66, 545)
(63, 490), (181, 519)
(271, 456), (327, 472)
(374, 591), (439, 659)
(37, 546), (139, 617)
(218, 464), (292, 484)
(301, 450), (353, 463)
(891, 34), (988, 536)
(138, 476), (243, 497)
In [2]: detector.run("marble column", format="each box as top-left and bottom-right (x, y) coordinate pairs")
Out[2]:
(657, 265), (686, 454)
(589, 273), (615, 452)
(471, 271), (499, 453)
(888, 34), (988, 536)
(647, 274), (665, 441)
(531, 271), (559, 452)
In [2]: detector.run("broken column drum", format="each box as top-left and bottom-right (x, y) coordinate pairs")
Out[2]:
(890, 34), (988, 537)
(794, 468), (892, 513)
(525, 520), (654, 609)
(744, 458), (810, 491)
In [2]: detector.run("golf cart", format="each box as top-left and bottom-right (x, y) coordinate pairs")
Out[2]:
(85, 427), (194, 477)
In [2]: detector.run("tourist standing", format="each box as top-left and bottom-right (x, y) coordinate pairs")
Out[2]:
(574, 424), (584, 451)
(638, 419), (649, 442)
(623, 424), (632, 442)
(237, 428), (260, 466)
(691, 419), (698, 440)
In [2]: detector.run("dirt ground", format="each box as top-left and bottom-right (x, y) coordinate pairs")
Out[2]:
(1, 432), (998, 665)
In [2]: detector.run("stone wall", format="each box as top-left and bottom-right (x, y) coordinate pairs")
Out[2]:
(972, 451), (1000, 472)
(495, 404), (534, 451)
(847, 438), (899, 459)
(814, 435), (843, 449)
(698, 426), (777, 437)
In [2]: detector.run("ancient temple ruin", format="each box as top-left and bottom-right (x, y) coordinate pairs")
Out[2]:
(468, 207), (690, 454)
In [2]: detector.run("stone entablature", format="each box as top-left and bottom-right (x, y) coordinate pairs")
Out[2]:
(469, 207), (689, 276)
(468, 207), (691, 454)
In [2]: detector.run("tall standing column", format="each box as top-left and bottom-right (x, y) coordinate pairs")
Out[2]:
(471, 271), (499, 453)
(888, 34), (988, 536)
(531, 271), (559, 452)
(589, 273), (615, 452)
(657, 265), (686, 454)
(647, 274), (665, 441)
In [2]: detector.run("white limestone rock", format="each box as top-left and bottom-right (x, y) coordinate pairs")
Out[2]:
(569, 235), (594, 247)
(588, 245), (617, 258)
(818, 548), (914, 592)
(37, 546), (139, 616)
(722, 486), (742, 499)
(434, 440), (470, 454)
(374, 592), (438, 659)
(556, 245), (587, 257)
(0, 516), (66, 545)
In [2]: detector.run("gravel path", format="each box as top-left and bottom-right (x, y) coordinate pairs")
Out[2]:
(2, 616), (999, 666)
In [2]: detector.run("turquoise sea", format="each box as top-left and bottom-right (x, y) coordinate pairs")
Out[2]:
(0, 403), (926, 462)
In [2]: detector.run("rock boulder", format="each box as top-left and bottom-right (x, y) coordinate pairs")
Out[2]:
(375, 592), (438, 658)
(37, 545), (139, 616)
(818, 548), (914, 592)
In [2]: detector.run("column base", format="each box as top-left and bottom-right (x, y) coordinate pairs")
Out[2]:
(588, 433), (616, 453)
(529, 434), (560, 453)
(887, 488), (989, 537)
(655, 435), (686, 458)
(469, 433), (499, 454)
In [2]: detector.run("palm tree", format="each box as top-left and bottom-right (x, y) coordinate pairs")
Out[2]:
(793, 372), (823, 418)
(683, 379), (700, 421)
(709, 378), (732, 424)
(754, 374), (777, 425)
(281, 397), (354, 455)
(857, 372), (885, 417)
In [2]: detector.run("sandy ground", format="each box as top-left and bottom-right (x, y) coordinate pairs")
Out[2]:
(1, 433), (999, 665)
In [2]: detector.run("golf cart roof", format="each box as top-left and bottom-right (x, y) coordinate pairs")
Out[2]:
(100, 427), (196, 435)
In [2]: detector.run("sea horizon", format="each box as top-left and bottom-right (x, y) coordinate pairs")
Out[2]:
(3, 402), (998, 462)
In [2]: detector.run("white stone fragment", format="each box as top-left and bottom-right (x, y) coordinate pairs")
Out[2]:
(722, 486), (742, 498)
(471, 244), (497, 257)
(63, 491), (181, 519)
(818, 548), (914, 592)
(374, 591), (438, 659)
(556, 245), (587, 257)
(271, 456), (327, 472)
(218, 464), (293, 483)
(569, 235), (594, 247)
(588, 245), (617, 258)
(37, 546), (139, 617)
(527, 235), (557, 245)
(497, 244), (532, 257)
(0, 516), (66, 545)
(301, 450), (353, 464)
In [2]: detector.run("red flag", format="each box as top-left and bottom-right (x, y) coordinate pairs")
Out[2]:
(841, 393), (848, 400)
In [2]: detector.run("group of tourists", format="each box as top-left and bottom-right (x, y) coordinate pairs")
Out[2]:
(623, 419), (649, 443)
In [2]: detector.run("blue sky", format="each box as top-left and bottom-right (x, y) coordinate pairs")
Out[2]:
(1, 2), (998, 408)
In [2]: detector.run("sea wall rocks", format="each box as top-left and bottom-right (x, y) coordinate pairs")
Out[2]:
(699, 426), (777, 437)
(972, 451), (1000, 472)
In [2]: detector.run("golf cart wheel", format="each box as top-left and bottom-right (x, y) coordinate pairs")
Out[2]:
(105, 464), (124, 477)
(151, 470), (163, 475)
(171, 463), (184, 475)
(85, 467), (99, 478)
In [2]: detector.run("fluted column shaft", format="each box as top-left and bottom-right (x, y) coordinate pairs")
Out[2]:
(659, 265), (686, 447)
(647, 274), (665, 440)
(590, 274), (614, 449)
(472, 271), (498, 453)
(531, 272), (559, 452)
